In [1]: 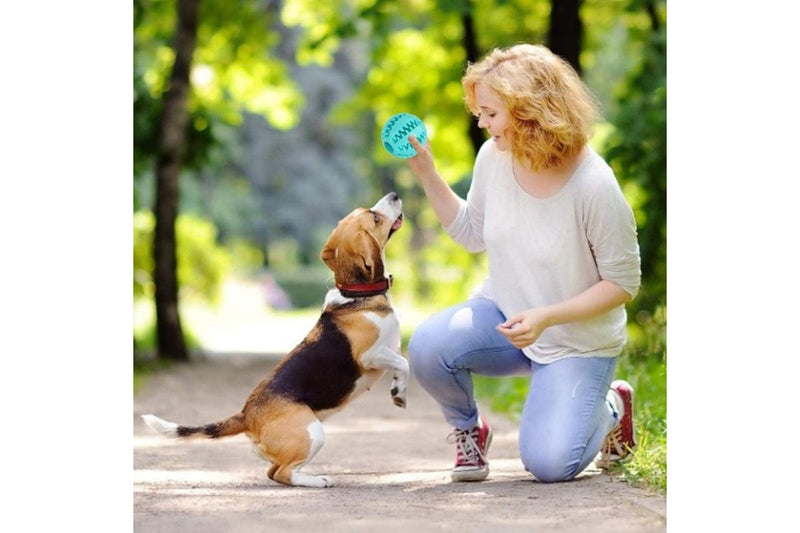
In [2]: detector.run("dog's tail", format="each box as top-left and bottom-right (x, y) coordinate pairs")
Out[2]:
(141, 413), (247, 439)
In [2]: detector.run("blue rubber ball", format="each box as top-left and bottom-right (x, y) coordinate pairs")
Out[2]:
(381, 113), (428, 158)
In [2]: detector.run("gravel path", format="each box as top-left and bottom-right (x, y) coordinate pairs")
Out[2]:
(133, 355), (666, 532)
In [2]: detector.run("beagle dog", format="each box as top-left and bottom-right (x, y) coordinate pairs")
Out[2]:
(142, 193), (408, 488)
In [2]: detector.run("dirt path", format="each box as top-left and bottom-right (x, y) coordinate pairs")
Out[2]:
(133, 355), (666, 532)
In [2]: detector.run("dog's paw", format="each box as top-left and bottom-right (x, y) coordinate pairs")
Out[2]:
(290, 472), (335, 488)
(391, 391), (407, 409)
(390, 374), (408, 408)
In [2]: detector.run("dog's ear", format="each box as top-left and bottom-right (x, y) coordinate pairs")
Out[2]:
(351, 230), (383, 281)
(320, 230), (338, 272)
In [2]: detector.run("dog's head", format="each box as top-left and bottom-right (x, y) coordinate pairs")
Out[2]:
(320, 192), (403, 286)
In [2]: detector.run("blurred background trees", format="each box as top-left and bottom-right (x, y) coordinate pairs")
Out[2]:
(134, 0), (667, 360)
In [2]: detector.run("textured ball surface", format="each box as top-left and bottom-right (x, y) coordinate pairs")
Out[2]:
(381, 113), (428, 158)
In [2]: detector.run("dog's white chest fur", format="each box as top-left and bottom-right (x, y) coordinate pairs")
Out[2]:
(316, 307), (403, 421)
(360, 310), (401, 365)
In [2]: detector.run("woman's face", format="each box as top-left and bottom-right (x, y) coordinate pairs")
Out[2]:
(474, 82), (511, 151)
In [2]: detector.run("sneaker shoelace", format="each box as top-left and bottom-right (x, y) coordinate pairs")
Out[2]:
(447, 427), (485, 466)
(602, 424), (627, 459)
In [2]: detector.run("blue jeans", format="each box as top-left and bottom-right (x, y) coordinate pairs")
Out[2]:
(407, 298), (619, 482)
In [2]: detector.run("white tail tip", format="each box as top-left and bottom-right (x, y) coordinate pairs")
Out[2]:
(141, 414), (179, 437)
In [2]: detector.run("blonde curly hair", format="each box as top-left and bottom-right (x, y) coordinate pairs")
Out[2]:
(462, 43), (600, 172)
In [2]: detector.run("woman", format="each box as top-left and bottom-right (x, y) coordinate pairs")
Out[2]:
(405, 43), (641, 483)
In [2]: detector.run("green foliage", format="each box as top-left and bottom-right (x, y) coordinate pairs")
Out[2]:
(176, 214), (232, 304)
(133, 298), (201, 354)
(271, 266), (332, 309)
(611, 303), (667, 492)
(292, 0), (481, 184)
(136, 0), (303, 127)
(354, 28), (475, 183)
(133, 212), (263, 354)
(413, 231), (487, 306)
(612, 422), (666, 493)
(134, 0), (304, 180)
(135, 1), (666, 308)
(133, 356), (171, 396)
(602, 3), (666, 304)
(472, 374), (530, 422)
(133, 211), (155, 300)
(227, 238), (266, 276)
(133, 210), (231, 305)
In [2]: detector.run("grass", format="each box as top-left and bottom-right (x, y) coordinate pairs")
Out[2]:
(607, 350), (666, 493)
(133, 356), (172, 395)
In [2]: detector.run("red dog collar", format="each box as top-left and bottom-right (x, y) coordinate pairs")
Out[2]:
(336, 275), (393, 298)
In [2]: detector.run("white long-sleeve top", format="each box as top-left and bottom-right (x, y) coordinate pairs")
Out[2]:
(445, 139), (641, 363)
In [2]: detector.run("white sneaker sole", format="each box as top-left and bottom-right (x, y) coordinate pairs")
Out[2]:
(451, 466), (490, 482)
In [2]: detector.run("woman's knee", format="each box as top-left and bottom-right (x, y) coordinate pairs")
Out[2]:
(520, 438), (580, 483)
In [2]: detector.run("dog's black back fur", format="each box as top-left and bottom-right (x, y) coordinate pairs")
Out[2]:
(263, 312), (361, 411)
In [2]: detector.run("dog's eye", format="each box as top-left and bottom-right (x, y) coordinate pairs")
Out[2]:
(373, 212), (381, 224)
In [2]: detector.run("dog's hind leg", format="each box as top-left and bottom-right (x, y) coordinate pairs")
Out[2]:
(261, 413), (333, 488)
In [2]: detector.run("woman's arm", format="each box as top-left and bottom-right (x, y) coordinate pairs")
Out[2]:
(407, 135), (462, 227)
(496, 280), (632, 349)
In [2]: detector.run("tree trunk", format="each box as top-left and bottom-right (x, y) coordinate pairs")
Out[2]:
(153, 0), (199, 361)
(460, 7), (485, 157)
(547, 0), (583, 75)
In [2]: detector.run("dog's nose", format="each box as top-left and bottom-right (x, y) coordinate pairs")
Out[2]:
(388, 192), (399, 202)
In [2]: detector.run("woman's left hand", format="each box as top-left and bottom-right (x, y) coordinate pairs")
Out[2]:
(496, 308), (552, 349)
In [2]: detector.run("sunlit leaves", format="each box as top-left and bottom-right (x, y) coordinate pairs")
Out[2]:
(352, 25), (474, 181)
(141, 46), (176, 98)
(134, 210), (232, 305)
(281, 0), (346, 65)
(601, 3), (665, 300)
(135, 0), (666, 311)
(473, 0), (549, 49)
(135, 0), (304, 130)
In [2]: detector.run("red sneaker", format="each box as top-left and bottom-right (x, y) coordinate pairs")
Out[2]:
(597, 380), (636, 468)
(448, 415), (492, 482)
